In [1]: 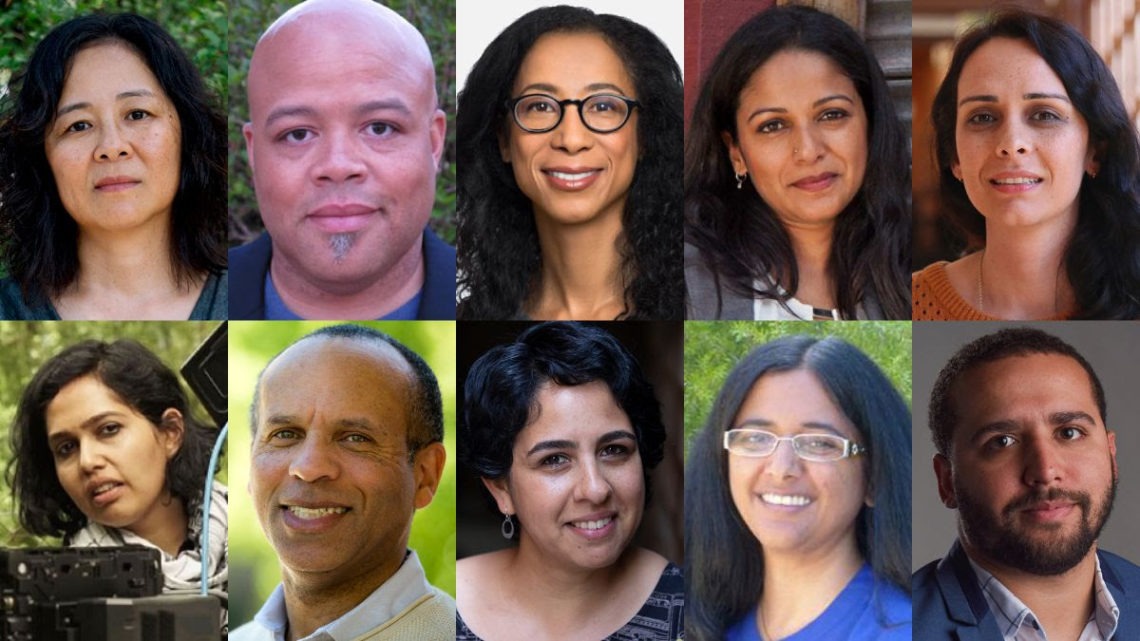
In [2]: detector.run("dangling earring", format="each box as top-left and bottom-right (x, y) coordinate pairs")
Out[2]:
(501, 513), (515, 539)
(735, 171), (746, 190)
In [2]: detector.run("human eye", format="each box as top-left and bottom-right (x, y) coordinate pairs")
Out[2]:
(63, 120), (92, 134)
(818, 108), (849, 122)
(540, 453), (569, 468)
(364, 121), (396, 137)
(984, 434), (1017, 450)
(599, 443), (632, 459)
(1057, 426), (1085, 441)
(277, 128), (314, 144)
(1029, 109), (1063, 123)
(53, 439), (77, 459)
(729, 430), (775, 454)
(586, 95), (623, 112)
(98, 422), (122, 436)
(798, 434), (845, 458)
(757, 119), (786, 134)
(965, 111), (997, 126)
(342, 432), (374, 445)
(126, 109), (151, 121)
(268, 428), (302, 442)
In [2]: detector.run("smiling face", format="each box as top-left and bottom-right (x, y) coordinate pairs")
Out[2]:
(250, 338), (442, 587)
(725, 49), (868, 230)
(44, 375), (181, 537)
(936, 353), (1117, 575)
(951, 38), (1097, 232)
(727, 368), (868, 559)
(485, 381), (644, 571)
(244, 7), (445, 291)
(44, 41), (182, 237)
(501, 31), (640, 228)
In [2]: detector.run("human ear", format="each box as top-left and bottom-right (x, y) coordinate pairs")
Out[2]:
(933, 453), (957, 509)
(412, 442), (446, 510)
(950, 161), (962, 182)
(482, 475), (515, 515)
(1085, 141), (1104, 178)
(429, 109), (446, 168)
(243, 122), (256, 174)
(159, 408), (185, 459)
(720, 131), (747, 175)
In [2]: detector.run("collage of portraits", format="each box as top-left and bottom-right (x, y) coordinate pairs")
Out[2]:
(0, 0), (1137, 639)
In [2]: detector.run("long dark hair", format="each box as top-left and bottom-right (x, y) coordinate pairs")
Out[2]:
(0, 13), (226, 306)
(456, 5), (683, 320)
(685, 335), (911, 640)
(7, 339), (218, 539)
(931, 10), (1140, 319)
(685, 5), (910, 319)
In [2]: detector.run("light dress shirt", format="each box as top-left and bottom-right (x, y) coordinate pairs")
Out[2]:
(968, 556), (1119, 641)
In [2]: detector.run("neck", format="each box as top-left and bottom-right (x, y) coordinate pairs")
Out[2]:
(979, 220), (1076, 319)
(281, 551), (406, 641)
(529, 212), (625, 320)
(782, 222), (835, 309)
(502, 539), (634, 623)
(757, 536), (862, 639)
(125, 493), (187, 557)
(270, 240), (424, 319)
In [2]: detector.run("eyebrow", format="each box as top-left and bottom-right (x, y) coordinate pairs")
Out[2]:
(747, 94), (855, 121)
(525, 429), (637, 457)
(958, 92), (1072, 107)
(47, 411), (122, 446)
(734, 418), (845, 437)
(517, 82), (630, 96)
(263, 415), (377, 432)
(56, 89), (157, 118)
(264, 99), (412, 128)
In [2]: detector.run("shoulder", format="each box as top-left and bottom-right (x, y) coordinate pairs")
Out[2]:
(911, 259), (982, 320)
(456, 550), (510, 592)
(418, 228), (457, 320)
(190, 270), (228, 320)
(1099, 547), (1140, 587)
(229, 232), (273, 268)
(228, 619), (270, 641)
(685, 241), (750, 319)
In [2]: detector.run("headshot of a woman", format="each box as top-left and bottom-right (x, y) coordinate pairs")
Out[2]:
(912, 10), (1140, 320)
(457, 322), (683, 640)
(685, 6), (910, 320)
(456, 5), (683, 321)
(0, 12), (227, 320)
(7, 338), (227, 626)
(686, 335), (910, 640)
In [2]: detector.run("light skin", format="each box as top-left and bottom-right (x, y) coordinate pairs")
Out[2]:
(244, 0), (446, 319)
(458, 381), (666, 641)
(501, 32), (639, 320)
(724, 49), (868, 311)
(934, 353), (1117, 641)
(943, 38), (1099, 319)
(44, 375), (186, 556)
(728, 369), (869, 639)
(44, 42), (203, 320)
(251, 337), (444, 641)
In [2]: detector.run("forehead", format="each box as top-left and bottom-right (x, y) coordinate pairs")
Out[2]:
(45, 375), (133, 430)
(740, 48), (859, 107)
(60, 41), (163, 97)
(957, 37), (1068, 97)
(513, 31), (633, 96)
(951, 353), (1100, 426)
(514, 381), (631, 448)
(734, 368), (859, 440)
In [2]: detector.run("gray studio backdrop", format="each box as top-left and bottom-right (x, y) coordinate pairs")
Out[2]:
(912, 321), (1140, 570)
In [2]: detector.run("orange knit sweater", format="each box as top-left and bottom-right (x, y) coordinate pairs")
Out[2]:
(912, 261), (1072, 320)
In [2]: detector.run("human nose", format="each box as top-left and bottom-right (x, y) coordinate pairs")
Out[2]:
(313, 131), (367, 184)
(1022, 436), (1062, 486)
(78, 438), (106, 473)
(764, 438), (803, 478)
(94, 122), (130, 161)
(289, 438), (340, 483)
(996, 120), (1031, 157)
(573, 459), (613, 504)
(792, 124), (825, 162)
(550, 104), (593, 153)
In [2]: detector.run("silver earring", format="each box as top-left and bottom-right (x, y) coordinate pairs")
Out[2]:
(501, 513), (515, 539)
(735, 172), (746, 190)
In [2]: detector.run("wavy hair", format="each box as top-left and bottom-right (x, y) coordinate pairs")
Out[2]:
(931, 10), (1140, 318)
(685, 5), (910, 319)
(685, 335), (911, 640)
(456, 6), (683, 320)
(0, 12), (226, 306)
(7, 339), (219, 539)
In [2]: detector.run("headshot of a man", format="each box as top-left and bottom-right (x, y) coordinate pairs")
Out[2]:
(230, 324), (453, 640)
(229, 0), (456, 321)
(914, 326), (1140, 640)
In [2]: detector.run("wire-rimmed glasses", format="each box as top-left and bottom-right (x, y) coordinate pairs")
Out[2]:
(505, 93), (640, 134)
(723, 428), (866, 462)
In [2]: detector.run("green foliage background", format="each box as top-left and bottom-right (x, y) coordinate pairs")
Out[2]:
(228, 321), (456, 628)
(0, 0), (227, 109)
(227, 0), (457, 246)
(684, 321), (912, 451)
(0, 321), (225, 547)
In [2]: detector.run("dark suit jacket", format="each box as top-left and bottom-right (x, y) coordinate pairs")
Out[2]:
(913, 539), (1140, 640)
(228, 229), (456, 320)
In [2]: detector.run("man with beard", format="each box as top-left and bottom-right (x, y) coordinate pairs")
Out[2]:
(913, 327), (1140, 641)
(229, 0), (456, 320)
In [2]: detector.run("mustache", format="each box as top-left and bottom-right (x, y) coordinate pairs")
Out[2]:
(1003, 487), (1091, 516)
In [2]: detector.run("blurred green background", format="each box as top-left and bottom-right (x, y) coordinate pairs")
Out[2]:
(228, 321), (456, 628)
(227, 0), (457, 247)
(0, 321), (225, 546)
(683, 321), (913, 449)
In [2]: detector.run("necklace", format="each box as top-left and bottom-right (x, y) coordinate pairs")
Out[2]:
(977, 248), (1065, 316)
(977, 249), (985, 312)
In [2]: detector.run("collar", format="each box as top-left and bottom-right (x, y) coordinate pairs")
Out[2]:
(252, 550), (432, 641)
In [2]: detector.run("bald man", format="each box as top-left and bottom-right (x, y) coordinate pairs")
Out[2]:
(229, 0), (455, 320)
(230, 324), (454, 641)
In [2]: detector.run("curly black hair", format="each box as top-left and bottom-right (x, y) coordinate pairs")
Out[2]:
(0, 12), (226, 307)
(931, 10), (1140, 319)
(7, 339), (219, 539)
(685, 5), (910, 320)
(456, 5), (683, 320)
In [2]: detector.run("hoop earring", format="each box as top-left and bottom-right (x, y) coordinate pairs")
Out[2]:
(735, 172), (746, 190)
(501, 513), (515, 539)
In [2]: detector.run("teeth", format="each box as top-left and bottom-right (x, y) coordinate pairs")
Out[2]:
(92, 482), (118, 495)
(287, 506), (348, 519)
(762, 493), (812, 507)
(572, 517), (613, 530)
(550, 171), (595, 181)
(992, 177), (1042, 185)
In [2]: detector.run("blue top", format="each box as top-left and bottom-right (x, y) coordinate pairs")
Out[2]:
(0, 270), (228, 320)
(726, 564), (911, 641)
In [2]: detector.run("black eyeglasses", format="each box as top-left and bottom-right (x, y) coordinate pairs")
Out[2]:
(505, 93), (640, 134)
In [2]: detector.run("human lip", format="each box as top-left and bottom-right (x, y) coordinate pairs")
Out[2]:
(86, 478), (125, 507)
(790, 173), (838, 192)
(759, 492), (814, 508)
(1020, 500), (1075, 522)
(542, 166), (602, 191)
(988, 171), (1044, 192)
(305, 203), (378, 234)
(566, 512), (617, 540)
(94, 176), (141, 192)
(280, 501), (352, 533)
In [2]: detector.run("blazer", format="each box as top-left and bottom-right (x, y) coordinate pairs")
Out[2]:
(228, 229), (456, 320)
(913, 539), (1140, 640)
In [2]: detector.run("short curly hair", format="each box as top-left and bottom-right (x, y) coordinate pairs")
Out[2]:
(0, 13), (226, 306)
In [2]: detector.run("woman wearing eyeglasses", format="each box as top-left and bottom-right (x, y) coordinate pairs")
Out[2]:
(456, 5), (683, 320)
(686, 335), (911, 640)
